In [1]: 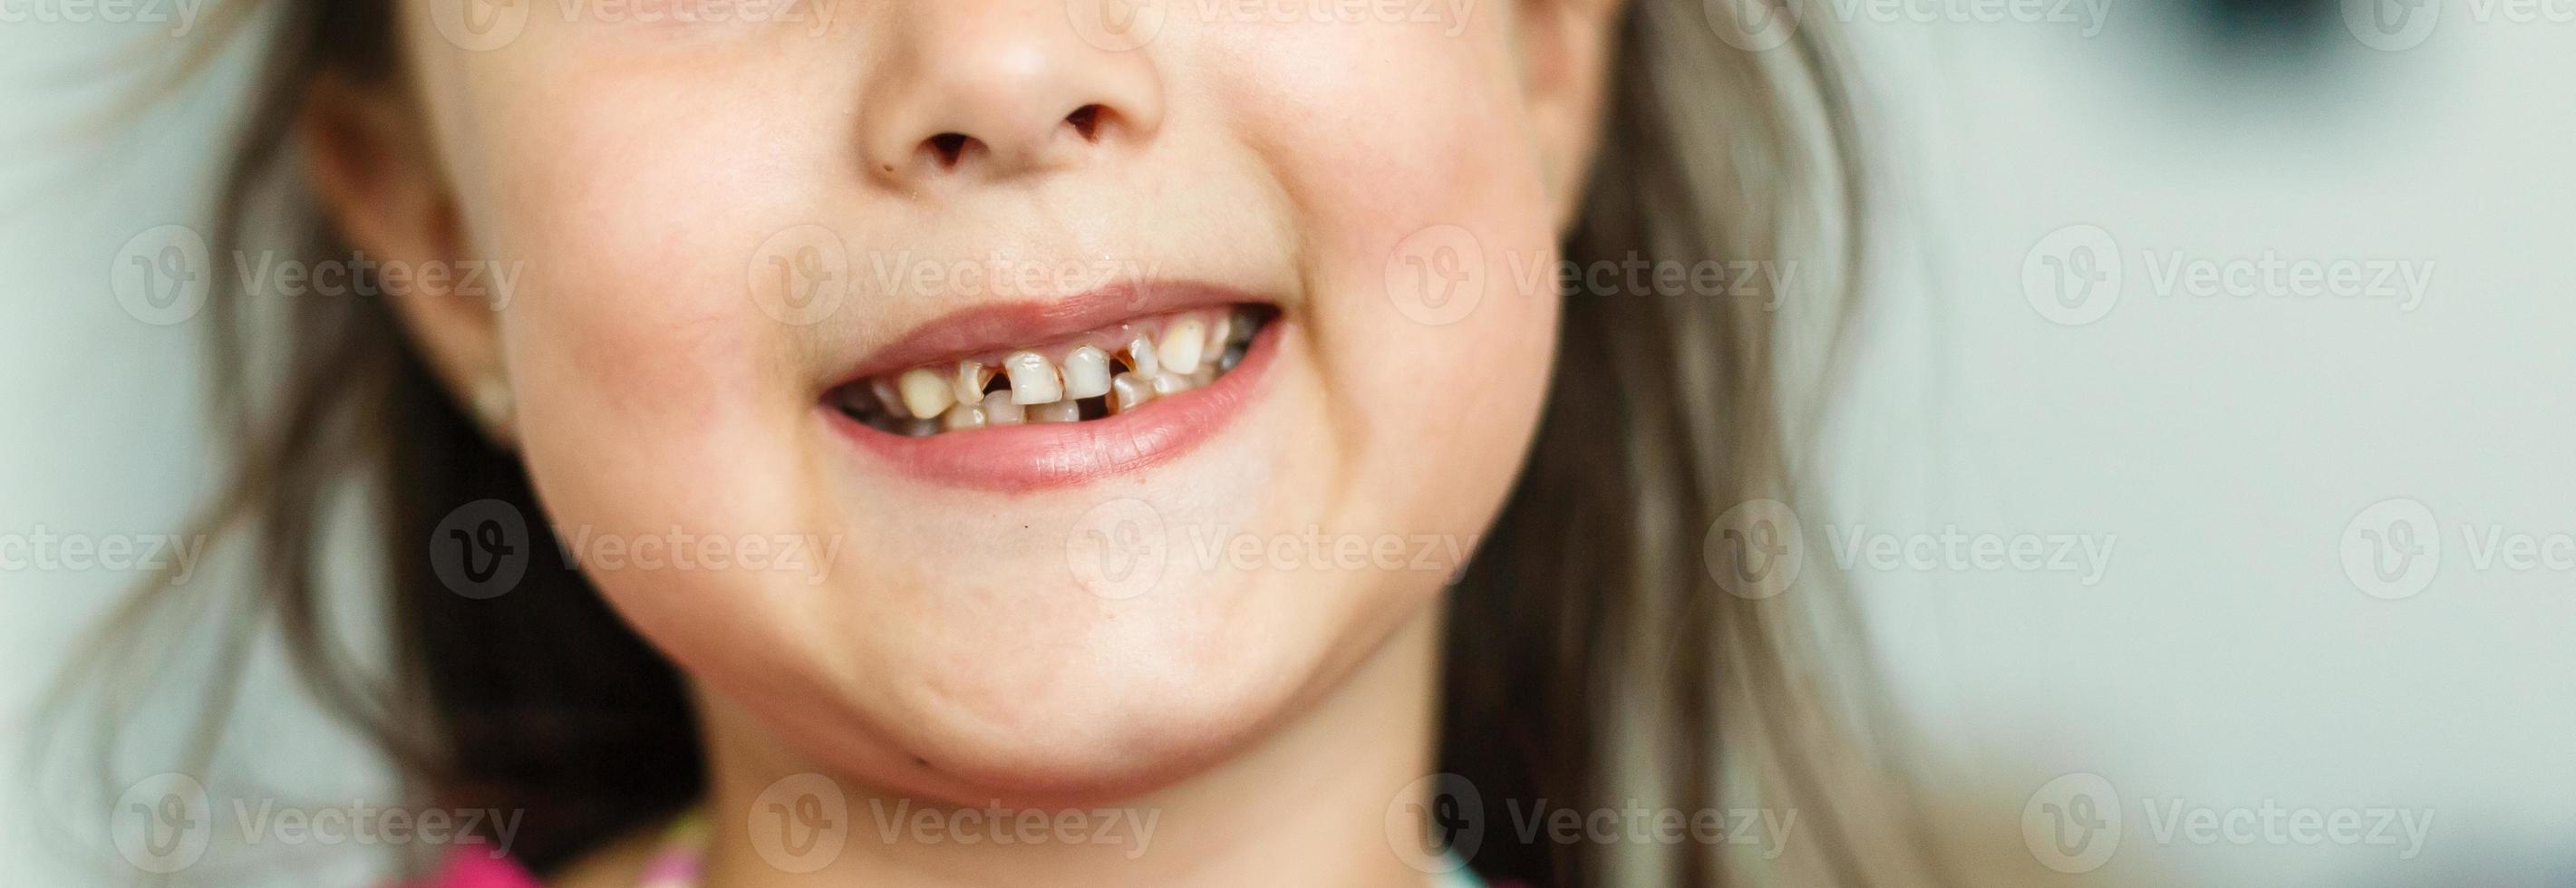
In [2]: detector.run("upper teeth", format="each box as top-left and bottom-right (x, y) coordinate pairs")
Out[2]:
(843, 307), (1262, 435)
(897, 367), (955, 420)
(1160, 318), (1206, 375)
(1003, 351), (1062, 405)
(1061, 345), (1113, 400)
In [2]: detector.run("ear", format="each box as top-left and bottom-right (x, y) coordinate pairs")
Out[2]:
(1512, 0), (1629, 233)
(300, 72), (516, 444)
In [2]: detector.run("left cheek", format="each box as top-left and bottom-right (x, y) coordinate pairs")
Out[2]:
(1238, 28), (1560, 463)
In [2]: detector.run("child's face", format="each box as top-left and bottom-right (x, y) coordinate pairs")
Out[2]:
(367, 0), (1618, 801)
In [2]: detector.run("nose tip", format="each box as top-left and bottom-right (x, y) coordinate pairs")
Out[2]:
(860, 20), (1163, 184)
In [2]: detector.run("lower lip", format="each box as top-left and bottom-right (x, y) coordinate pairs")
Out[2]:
(821, 318), (1283, 493)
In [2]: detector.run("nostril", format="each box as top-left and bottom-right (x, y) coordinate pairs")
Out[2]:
(927, 132), (972, 168)
(1065, 104), (1104, 141)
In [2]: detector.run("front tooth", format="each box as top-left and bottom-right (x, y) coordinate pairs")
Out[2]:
(1160, 318), (1206, 375)
(953, 361), (993, 405)
(941, 403), (986, 431)
(1060, 346), (1112, 400)
(1124, 336), (1160, 378)
(1029, 400), (1081, 423)
(897, 367), (955, 420)
(1150, 372), (1192, 398)
(1109, 372), (1156, 414)
(984, 397), (1025, 425)
(1003, 352), (1062, 405)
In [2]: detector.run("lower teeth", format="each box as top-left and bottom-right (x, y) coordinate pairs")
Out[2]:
(838, 307), (1269, 436)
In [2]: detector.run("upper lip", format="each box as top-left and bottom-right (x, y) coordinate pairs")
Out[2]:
(831, 280), (1268, 383)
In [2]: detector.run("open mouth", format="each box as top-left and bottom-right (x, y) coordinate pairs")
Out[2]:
(828, 304), (1275, 436)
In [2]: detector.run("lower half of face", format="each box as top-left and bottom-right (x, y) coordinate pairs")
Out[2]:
(424, 4), (1566, 804)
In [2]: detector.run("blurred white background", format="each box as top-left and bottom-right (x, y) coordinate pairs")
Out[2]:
(6, 1), (2574, 885)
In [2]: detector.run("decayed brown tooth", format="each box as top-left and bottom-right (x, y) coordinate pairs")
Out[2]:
(1004, 352), (1063, 405)
(954, 361), (993, 405)
(1124, 336), (1160, 378)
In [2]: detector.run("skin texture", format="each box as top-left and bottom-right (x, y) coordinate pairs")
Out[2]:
(304, 1), (1623, 883)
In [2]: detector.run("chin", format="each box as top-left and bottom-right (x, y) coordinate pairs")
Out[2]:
(695, 566), (1367, 809)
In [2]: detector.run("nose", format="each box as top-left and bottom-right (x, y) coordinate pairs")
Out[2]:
(858, 5), (1165, 185)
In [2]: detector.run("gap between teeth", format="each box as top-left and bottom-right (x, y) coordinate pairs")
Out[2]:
(858, 307), (1259, 435)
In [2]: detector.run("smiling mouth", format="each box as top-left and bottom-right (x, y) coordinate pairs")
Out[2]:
(828, 304), (1275, 436)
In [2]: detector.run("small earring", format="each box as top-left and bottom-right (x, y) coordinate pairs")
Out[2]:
(471, 376), (515, 436)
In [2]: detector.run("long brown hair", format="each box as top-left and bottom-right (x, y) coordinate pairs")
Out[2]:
(53, 1), (1939, 884)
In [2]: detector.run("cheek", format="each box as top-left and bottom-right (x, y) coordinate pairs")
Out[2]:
(1222, 23), (1562, 523)
(459, 49), (838, 588)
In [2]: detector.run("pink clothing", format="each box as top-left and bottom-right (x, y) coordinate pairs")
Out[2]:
(406, 848), (539, 888)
